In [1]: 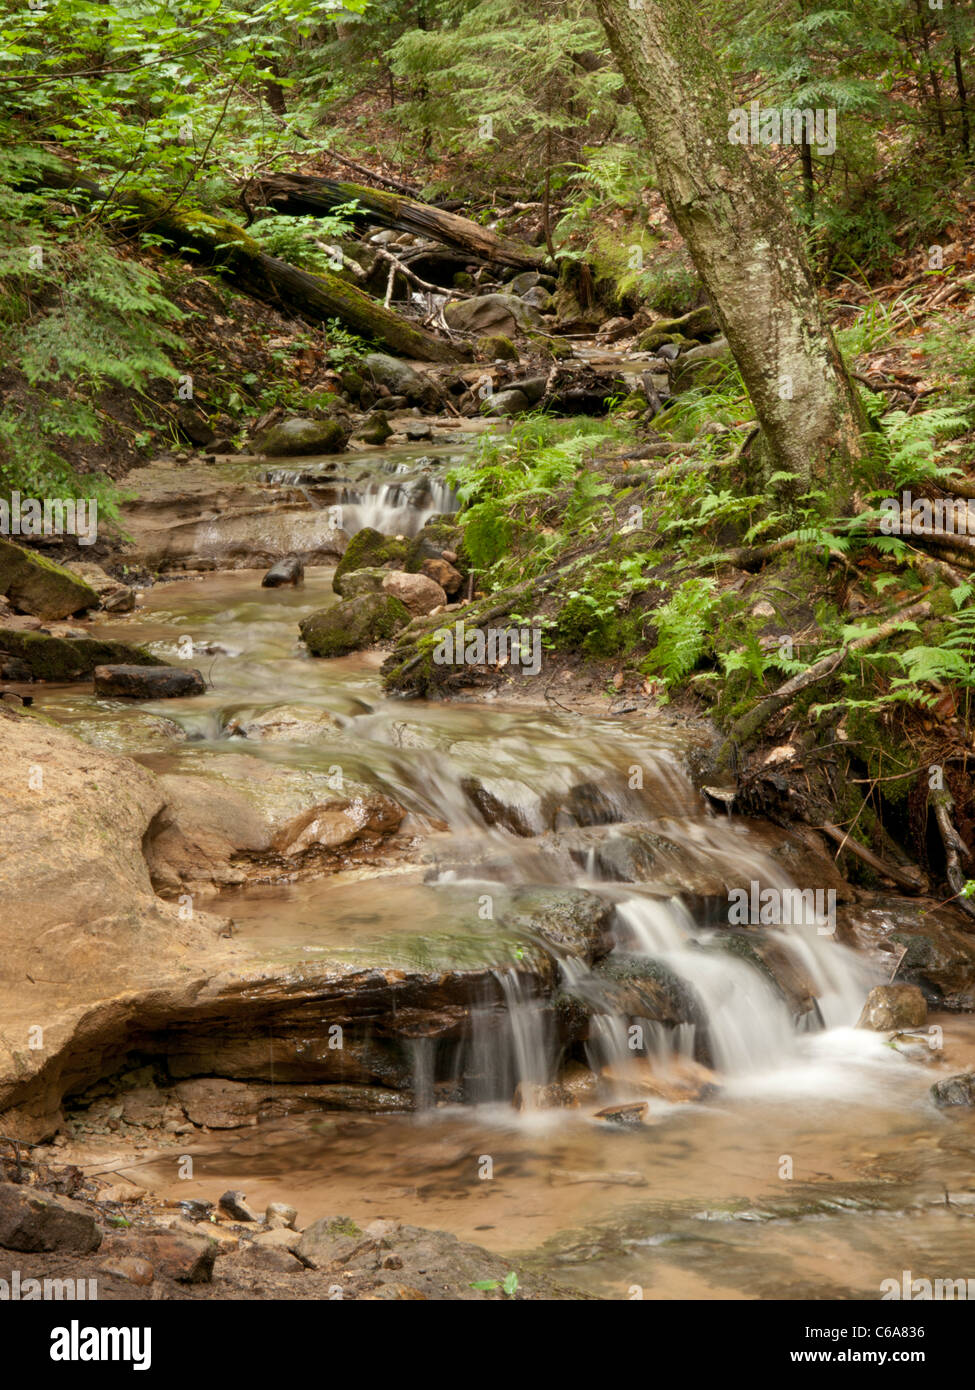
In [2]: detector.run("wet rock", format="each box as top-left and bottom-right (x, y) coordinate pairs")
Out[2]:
(594, 1101), (649, 1127)
(521, 285), (554, 311)
(332, 527), (409, 594)
(262, 556), (304, 588)
(257, 418), (348, 457)
(300, 592), (411, 657)
(514, 1081), (566, 1110)
(381, 569), (447, 616)
(93, 664), (206, 698)
(857, 984), (927, 1031)
(931, 1072), (975, 1108)
(843, 898), (975, 1011)
(602, 1056), (719, 1104)
(504, 887), (615, 965)
(15, 638), (148, 701)
(480, 388), (530, 418)
(559, 1061), (600, 1104)
(0, 1183), (102, 1254)
(0, 539), (98, 619)
(476, 334), (518, 361)
(167, 1036), (412, 1090)
(444, 294), (543, 336)
(219, 1190), (259, 1222)
(421, 557), (463, 596)
(146, 752), (406, 892)
(63, 561), (136, 613)
(233, 703), (336, 741)
(265, 1203), (298, 1231)
(0, 657), (32, 681)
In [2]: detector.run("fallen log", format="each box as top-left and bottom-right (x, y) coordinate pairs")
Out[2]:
(33, 163), (459, 363)
(247, 175), (548, 271)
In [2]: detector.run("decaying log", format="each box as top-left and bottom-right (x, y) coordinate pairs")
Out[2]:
(248, 175), (547, 271)
(32, 163), (459, 363)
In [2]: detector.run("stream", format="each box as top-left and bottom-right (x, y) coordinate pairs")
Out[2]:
(29, 441), (975, 1300)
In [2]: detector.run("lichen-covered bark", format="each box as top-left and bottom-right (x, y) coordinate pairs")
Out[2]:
(32, 165), (458, 363)
(593, 0), (865, 503)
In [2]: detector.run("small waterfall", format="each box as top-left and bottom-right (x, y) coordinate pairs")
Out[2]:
(451, 970), (554, 1107)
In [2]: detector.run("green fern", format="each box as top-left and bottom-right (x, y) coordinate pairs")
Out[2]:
(642, 578), (718, 687)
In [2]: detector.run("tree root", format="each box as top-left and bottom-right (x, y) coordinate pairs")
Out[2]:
(717, 598), (933, 767)
(930, 787), (975, 922)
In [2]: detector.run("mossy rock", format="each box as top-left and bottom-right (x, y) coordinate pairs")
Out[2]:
(353, 411), (393, 446)
(528, 333), (573, 360)
(332, 527), (409, 594)
(256, 418), (349, 457)
(0, 629), (165, 682)
(405, 519), (467, 574)
(476, 334), (518, 362)
(299, 593), (411, 658)
(637, 329), (700, 354)
(334, 565), (388, 600)
(0, 539), (99, 620)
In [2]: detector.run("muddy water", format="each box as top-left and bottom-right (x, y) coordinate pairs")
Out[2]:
(33, 543), (975, 1299)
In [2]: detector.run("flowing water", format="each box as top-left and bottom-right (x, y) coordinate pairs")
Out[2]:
(32, 446), (975, 1299)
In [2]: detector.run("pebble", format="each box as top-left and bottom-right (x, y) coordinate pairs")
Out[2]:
(100, 1257), (154, 1286)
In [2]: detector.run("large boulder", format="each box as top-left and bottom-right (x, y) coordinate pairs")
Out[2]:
(262, 556), (304, 588)
(362, 354), (440, 409)
(144, 751), (406, 894)
(93, 665), (206, 699)
(0, 539), (98, 620)
(444, 294), (543, 337)
(381, 570), (447, 616)
(0, 1184), (102, 1254)
(256, 418), (348, 457)
(332, 527), (408, 594)
(0, 630), (164, 682)
(299, 592), (411, 658)
(0, 712), (235, 1140)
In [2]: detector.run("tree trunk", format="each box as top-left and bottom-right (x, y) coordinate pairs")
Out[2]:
(592, 0), (865, 504)
(248, 175), (547, 270)
(31, 164), (459, 363)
